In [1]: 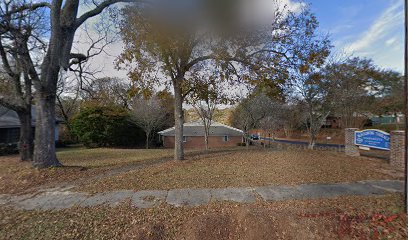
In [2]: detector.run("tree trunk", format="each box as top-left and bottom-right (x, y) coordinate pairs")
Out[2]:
(173, 79), (184, 160)
(308, 135), (316, 150)
(33, 94), (61, 168)
(32, 12), (64, 168)
(246, 132), (250, 150)
(204, 132), (209, 150)
(146, 131), (150, 149)
(17, 110), (33, 161)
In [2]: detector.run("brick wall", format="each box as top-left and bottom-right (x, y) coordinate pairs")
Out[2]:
(163, 136), (243, 149)
(390, 131), (405, 169)
(345, 128), (360, 157)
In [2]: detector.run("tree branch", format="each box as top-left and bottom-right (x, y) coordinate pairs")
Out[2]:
(0, 96), (23, 111)
(1, 2), (50, 17)
(75, 0), (142, 28)
(185, 55), (214, 70)
(0, 40), (16, 78)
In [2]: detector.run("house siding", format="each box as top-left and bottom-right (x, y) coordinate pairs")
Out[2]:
(163, 136), (243, 149)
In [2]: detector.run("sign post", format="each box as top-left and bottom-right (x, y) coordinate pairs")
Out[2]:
(404, 0), (408, 214)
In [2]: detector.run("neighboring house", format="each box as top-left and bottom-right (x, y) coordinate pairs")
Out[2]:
(0, 106), (60, 144)
(158, 121), (244, 149)
(371, 114), (405, 126)
(322, 114), (371, 129)
(323, 115), (341, 129)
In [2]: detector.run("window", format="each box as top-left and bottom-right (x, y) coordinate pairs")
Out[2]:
(183, 136), (187, 142)
(4, 128), (20, 144)
(223, 136), (229, 142)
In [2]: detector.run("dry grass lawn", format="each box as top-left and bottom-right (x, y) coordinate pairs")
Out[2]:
(1, 147), (407, 239)
(78, 149), (400, 193)
(57, 147), (174, 168)
(0, 148), (174, 194)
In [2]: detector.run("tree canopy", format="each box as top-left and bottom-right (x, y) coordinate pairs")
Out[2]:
(117, 1), (331, 159)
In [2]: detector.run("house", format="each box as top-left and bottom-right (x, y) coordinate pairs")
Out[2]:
(158, 121), (244, 149)
(371, 114), (405, 126)
(0, 106), (60, 144)
(323, 115), (342, 129)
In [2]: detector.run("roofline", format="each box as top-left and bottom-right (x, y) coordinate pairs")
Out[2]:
(163, 134), (244, 137)
(213, 122), (244, 133)
(0, 125), (21, 129)
(158, 127), (175, 135)
(158, 121), (244, 135)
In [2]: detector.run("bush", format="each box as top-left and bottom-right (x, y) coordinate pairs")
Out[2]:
(0, 143), (18, 156)
(71, 106), (145, 148)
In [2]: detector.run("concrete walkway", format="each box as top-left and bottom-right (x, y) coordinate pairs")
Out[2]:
(0, 180), (403, 211)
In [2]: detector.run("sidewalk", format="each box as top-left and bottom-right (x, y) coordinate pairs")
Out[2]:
(0, 180), (403, 211)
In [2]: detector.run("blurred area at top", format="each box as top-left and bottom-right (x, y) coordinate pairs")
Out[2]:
(137, 0), (305, 33)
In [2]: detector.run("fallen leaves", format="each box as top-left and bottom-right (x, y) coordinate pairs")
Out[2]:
(337, 211), (407, 239)
(0, 148), (175, 194)
(78, 149), (400, 193)
(1, 194), (406, 239)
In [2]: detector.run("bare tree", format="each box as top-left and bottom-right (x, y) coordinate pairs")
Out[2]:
(188, 76), (228, 150)
(131, 96), (167, 149)
(192, 102), (216, 150)
(292, 73), (331, 149)
(259, 101), (285, 141)
(81, 77), (132, 108)
(231, 93), (274, 147)
(0, 0), (47, 161)
(1, 0), (138, 168)
(287, 25), (332, 149)
(281, 104), (304, 139)
(323, 58), (383, 128)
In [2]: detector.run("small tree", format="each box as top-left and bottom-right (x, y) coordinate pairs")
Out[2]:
(131, 96), (168, 149)
(259, 101), (285, 141)
(293, 74), (331, 149)
(289, 31), (332, 149)
(231, 93), (275, 147)
(281, 104), (304, 138)
(192, 102), (215, 150)
(188, 76), (228, 150)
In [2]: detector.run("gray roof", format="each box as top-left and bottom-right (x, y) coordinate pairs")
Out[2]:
(0, 106), (61, 129)
(0, 106), (36, 128)
(158, 121), (244, 137)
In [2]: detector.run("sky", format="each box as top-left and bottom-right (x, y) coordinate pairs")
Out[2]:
(83, 0), (405, 79)
(309, 0), (404, 72)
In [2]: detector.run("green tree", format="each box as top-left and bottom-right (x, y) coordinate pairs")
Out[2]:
(323, 58), (379, 128)
(71, 105), (144, 148)
(371, 70), (404, 116)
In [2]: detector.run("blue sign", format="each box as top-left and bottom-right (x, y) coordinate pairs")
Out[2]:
(354, 129), (390, 150)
